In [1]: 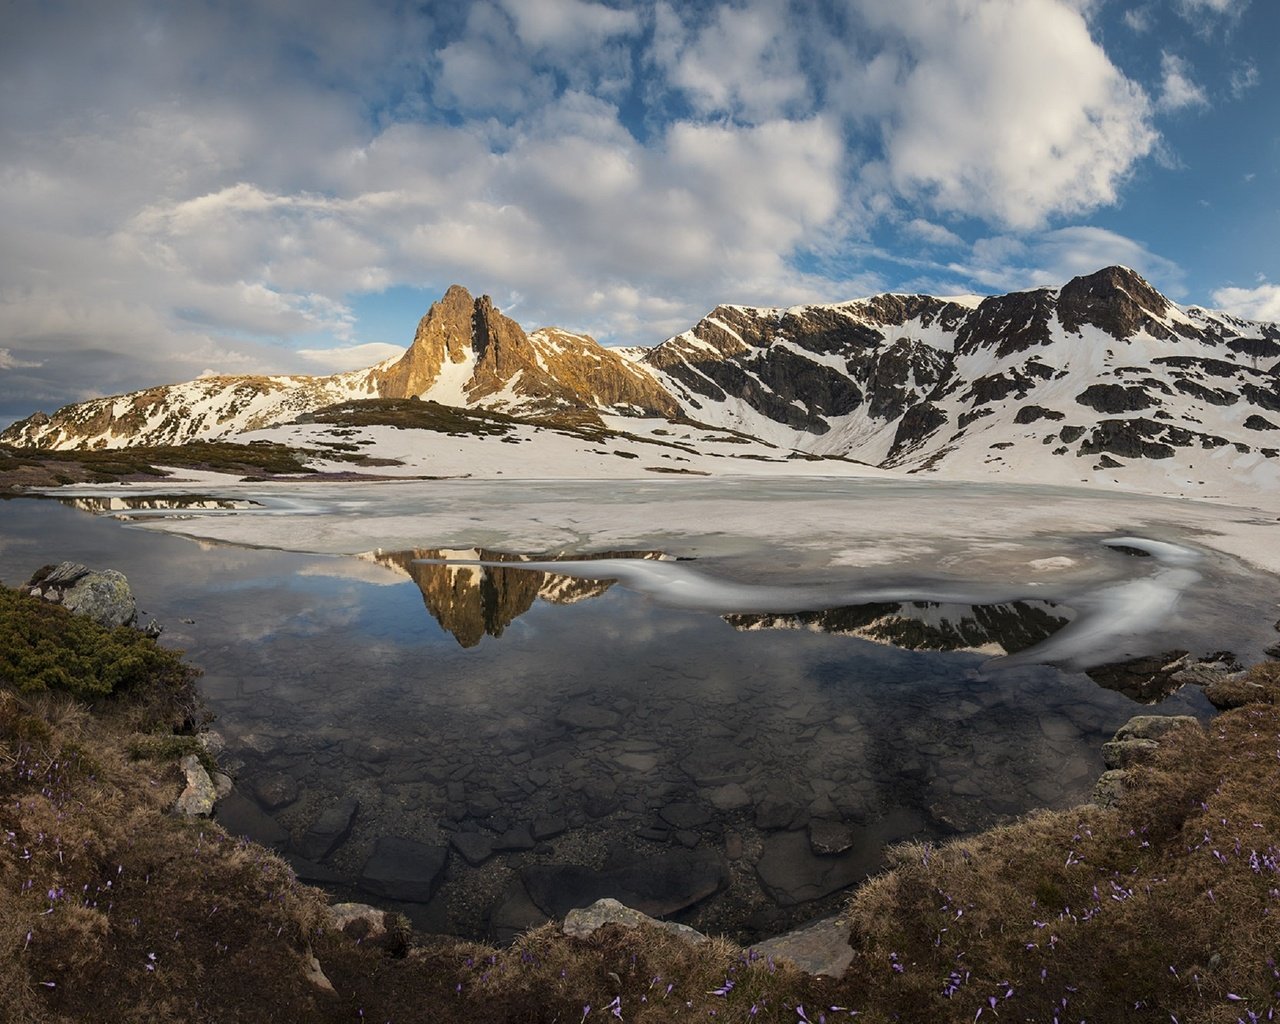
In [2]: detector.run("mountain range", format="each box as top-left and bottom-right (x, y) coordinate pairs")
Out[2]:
(5, 266), (1279, 500)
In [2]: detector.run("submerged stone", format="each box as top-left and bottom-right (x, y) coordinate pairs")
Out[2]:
(522, 848), (729, 919)
(299, 798), (359, 862)
(360, 837), (448, 903)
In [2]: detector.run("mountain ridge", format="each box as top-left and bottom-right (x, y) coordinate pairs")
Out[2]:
(5, 268), (1279, 500)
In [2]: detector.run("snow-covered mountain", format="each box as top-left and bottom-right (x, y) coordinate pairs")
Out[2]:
(635, 265), (1280, 496)
(5, 267), (1280, 500)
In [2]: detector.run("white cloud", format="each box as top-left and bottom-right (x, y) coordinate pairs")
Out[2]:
(947, 226), (1184, 296)
(296, 342), (406, 371)
(852, 0), (1157, 230)
(902, 218), (965, 248)
(1176, 0), (1249, 18)
(0, 349), (43, 370)
(1157, 52), (1209, 112)
(1212, 282), (1280, 322)
(1230, 60), (1260, 98)
(653, 0), (810, 121)
(496, 0), (639, 50)
(1123, 6), (1153, 32)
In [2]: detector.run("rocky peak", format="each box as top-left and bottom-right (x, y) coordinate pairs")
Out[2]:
(374, 284), (478, 398)
(1057, 266), (1174, 341)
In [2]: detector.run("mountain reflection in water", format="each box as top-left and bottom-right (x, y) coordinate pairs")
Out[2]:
(365, 548), (666, 647)
(727, 600), (1074, 656)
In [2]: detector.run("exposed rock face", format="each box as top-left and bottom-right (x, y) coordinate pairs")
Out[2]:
(25, 562), (137, 628)
(174, 754), (217, 818)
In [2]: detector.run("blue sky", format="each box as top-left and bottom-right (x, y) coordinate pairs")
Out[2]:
(0, 0), (1276, 423)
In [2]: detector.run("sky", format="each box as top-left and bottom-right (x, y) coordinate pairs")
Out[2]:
(0, 0), (1277, 424)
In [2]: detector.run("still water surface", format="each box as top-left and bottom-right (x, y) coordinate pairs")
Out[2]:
(0, 497), (1215, 943)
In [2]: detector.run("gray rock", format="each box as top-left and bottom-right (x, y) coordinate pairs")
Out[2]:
(1101, 738), (1160, 770)
(755, 785), (807, 831)
(1170, 662), (1231, 687)
(808, 820), (854, 855)
(756, 830), (880, 907)
(1113, 714), (1200, 742)
(523, 849), (728, 919)
(494, 827), (535, 852)
(25, 562), (137, 628)
(659, 802), (712, 830)
(359, 836), (449, 903)
(490, 880), (551, 945)
(581, 780), (619, 819)
(254, 772), (299, 810)
(174, 754), (217, 818)
(328, 903), (399, 949)
(450, 831), (494, 866)
(532, 815), (567, 840)
(211, 772), (233, 801)
(563, 898), (709, 946)
(216, 791), (289, 849)
(1092, 769), (1129, 808)
(556, 702), (621, 730)
(299, 798), (359, 861)
(752, 915), (854, 978)
(704, 783), (751, 811)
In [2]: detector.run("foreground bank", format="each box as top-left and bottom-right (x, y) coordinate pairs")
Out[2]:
(3, 579), (1280, 1022)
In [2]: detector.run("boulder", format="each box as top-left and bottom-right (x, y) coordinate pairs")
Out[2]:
(174, 754), (217, 818)
(563, 898), (708, 946)
(1092, 769), (1129, 808)
(328, 903), (408, 953)
(752, 915), (854, 978)
(254, 773), (300, 810)
(450, 831), (494, 866)
(659, 802), (712, 830)
(25, 562), (137, 628)
(359, 837), (449, 903)
(1101, 738), (1160, 770)
(1113, 714), (1199, 742)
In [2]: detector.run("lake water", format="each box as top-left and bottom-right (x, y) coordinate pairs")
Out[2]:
(0, 494), (1225, 943)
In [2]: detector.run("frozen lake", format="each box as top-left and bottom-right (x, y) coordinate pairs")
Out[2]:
(3, 476), (1277, 942)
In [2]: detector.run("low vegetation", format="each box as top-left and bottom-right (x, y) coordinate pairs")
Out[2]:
(0, 441), (323, 489)
(2, 580), (1279, 1022)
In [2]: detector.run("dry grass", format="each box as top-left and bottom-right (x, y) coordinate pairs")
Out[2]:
(833, 703), (1280, 1022)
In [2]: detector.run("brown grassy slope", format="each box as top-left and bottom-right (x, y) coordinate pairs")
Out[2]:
(837, 666), (1280, 1022)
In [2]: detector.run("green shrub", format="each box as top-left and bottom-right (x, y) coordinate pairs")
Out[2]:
(0, 586), (191, 699)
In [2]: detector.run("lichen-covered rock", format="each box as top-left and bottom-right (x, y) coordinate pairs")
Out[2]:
(1113, 715), (1200, 742)
(174, 754), (217, 818)
(1101, 738), (1160, 770)
(25, 562), (137, 628)
(752, 915), (854, 978)
(1092, 769), (1129, 808)
(562, 898), (708, 946)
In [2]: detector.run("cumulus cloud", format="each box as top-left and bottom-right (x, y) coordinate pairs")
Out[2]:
(0, 0), (1181, 421)
(652, 0), (810, 121)
(851, 0), (1157, 230)
(1157, 52), (1209, 112)
(1212, 282), (1280, 322)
